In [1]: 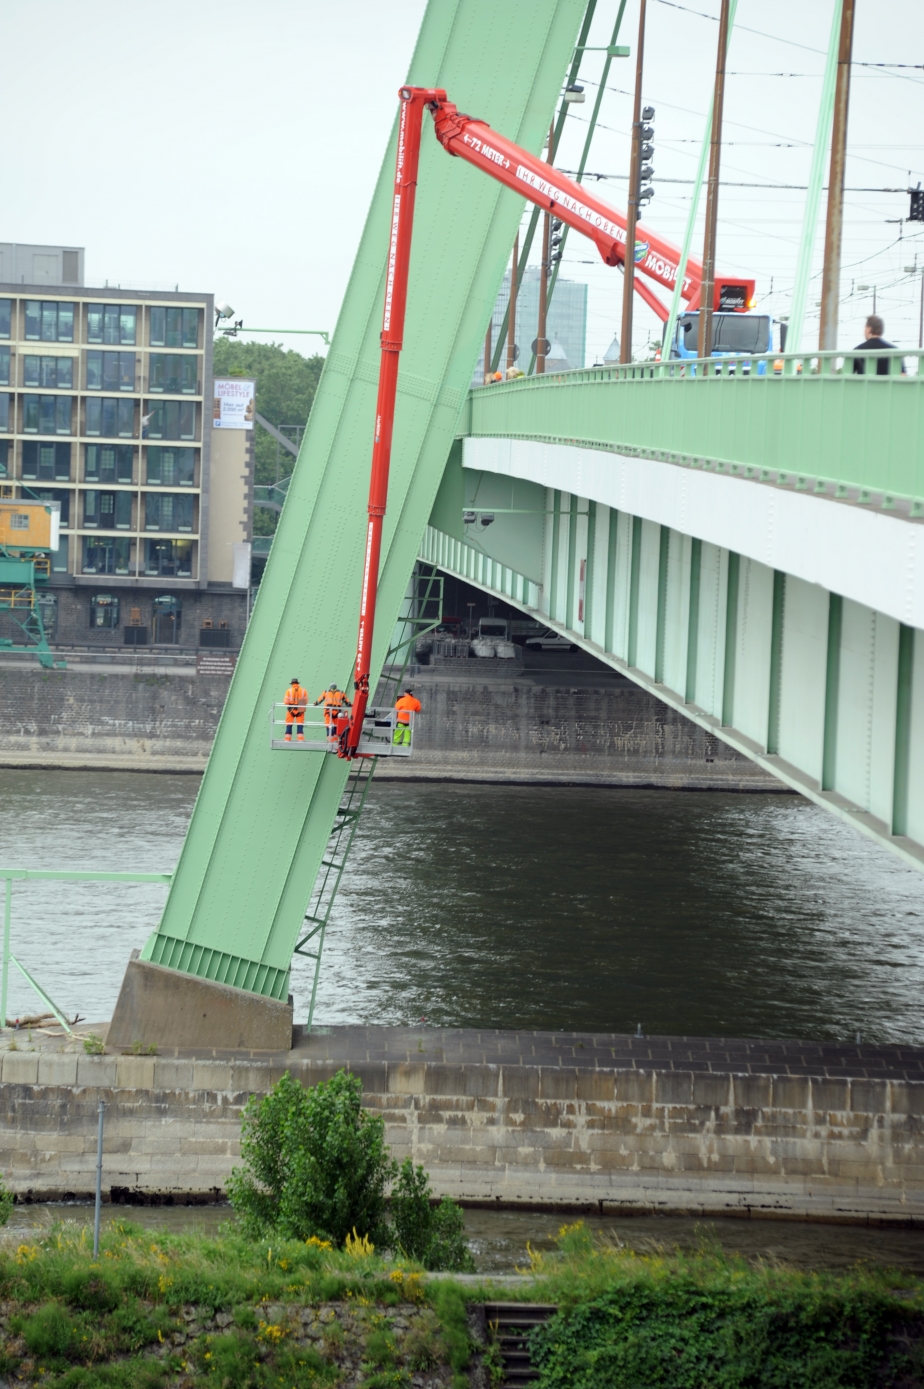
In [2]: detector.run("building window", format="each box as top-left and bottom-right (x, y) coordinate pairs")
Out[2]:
(86, 350), (135, 391)
(90, 594), (120, 629)
(82, 537), (131, 575)
(27, 487), (71, 526)
(24, 355), (74, 389)
(148, 353), (198, 394)
(87, 304), (137, 346)
(22, 441), (72, 481)
(0, 394), (9, 433)
(144, 491), (193, 532)
(84, 489), (132, 529)
(0, 440), (8, 477)
(145, 539), (192, 578)
(85, 397), (134, 437)
(85, 443), (133, 484)
(151, 593), (182, 642)
(0, 301), (10, 339)
(24, 301), (74, 343)
(0, 347), (9, 386)
(143, 399), (195, 440)
(145, 446), (195, 486)
(149, 307), (199, 349)
(23, 395), (72, 435)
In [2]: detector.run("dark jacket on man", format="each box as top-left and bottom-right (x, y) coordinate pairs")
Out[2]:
(853, 336), (897, 375)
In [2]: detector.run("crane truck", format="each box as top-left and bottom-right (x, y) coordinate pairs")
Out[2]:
(277, 86), (759, 760)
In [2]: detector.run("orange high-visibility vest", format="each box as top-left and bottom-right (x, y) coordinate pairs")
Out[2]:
(395, 693), (421, 724)
(316, 688), (350, 725)
(284, 684), (308, 722)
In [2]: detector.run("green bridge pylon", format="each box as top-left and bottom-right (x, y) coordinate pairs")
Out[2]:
(137, 0), (588, 1004)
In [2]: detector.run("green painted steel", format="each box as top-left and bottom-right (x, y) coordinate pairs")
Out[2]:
(139, 0), (588, 1000)
(421, 515), (924, 873)
(463, 350), (924, 508)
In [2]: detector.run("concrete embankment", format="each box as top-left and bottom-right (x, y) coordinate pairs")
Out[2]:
(0, 651), (782, 788)
(2, 1027), (922, 1223)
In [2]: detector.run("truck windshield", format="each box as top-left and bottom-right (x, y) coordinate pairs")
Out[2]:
(712, 315), (770, 353)
(676, 313), (770, 355)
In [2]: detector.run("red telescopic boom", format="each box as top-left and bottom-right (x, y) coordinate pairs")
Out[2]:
(340, 87), (753, 757)
(341, 87), (445, 757)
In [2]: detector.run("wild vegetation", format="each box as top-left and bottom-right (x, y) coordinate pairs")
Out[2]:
(0, 1219), (471, 1387)
(227, 1069), (473, 1273)
(0, 1215), (921, 1386)
(525, 1221), (924, 1389)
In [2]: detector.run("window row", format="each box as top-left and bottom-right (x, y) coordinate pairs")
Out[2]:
(0, 300), (202, 348)
(80, 537), (193, 578)
(89, 593), (185, 639)
(83, 491), (195, 531)
(0, 395), (198, 439)
(0, 441), (197, 484)
(14, 483), (195, 532)
(0, 351), (200, 393)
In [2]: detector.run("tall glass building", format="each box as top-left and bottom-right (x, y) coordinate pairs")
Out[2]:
(473, 267), (587, 382)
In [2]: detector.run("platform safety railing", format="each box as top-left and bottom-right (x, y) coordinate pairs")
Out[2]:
(268, 704), (415, 757)
(0, 868), (173, 1034)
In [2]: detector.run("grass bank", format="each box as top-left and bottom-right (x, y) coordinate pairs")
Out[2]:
(1, 1218), (923, 1386)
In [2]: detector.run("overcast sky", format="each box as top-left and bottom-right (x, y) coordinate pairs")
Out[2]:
(5, 0), (923, 363)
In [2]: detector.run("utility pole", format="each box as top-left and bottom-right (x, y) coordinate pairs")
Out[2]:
(507, 233), (518, 372)
(697, 0), (731, 362)
(819, 0), (855, 350)
(483, 317), (492, 383)
(620, 0), (647, 365)
(536, 125), (554, 374)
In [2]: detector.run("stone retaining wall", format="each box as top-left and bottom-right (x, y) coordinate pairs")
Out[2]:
(2, 1035), (922, 1222)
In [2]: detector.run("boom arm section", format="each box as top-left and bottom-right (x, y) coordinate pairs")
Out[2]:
(341, 84), (753, 758)
(431, 96), (714, 306)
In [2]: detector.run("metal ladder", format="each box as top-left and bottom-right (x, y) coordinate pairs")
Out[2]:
(295, 563), (444, 1029)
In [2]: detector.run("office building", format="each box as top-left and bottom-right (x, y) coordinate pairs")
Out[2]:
(474, 266), (587, 382)
(0, 245), (254, 651)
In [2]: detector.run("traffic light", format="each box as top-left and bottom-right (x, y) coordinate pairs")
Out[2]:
(910, 184), (924, 223)
(638, 105), (655, 206)
(550, 217), (564, 265)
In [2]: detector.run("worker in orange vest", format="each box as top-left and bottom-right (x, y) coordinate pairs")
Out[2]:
(283, 677), (309, 742)
(315, 683), (352, 740)
(393, 688), (421, 746)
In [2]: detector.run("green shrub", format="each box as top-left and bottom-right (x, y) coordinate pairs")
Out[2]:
(390, 1160), (474, 1273)
(21, 1300), (78, 1358)
(529, 1256), (924, 1389)
(228, 1068), (396, 1247)
(62, 1265), (121, 1312)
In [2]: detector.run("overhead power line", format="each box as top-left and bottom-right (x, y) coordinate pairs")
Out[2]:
(559, 169), (912, 194)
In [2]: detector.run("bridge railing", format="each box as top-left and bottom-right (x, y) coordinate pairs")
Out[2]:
(468, 347), (924, 510)
(482, 347), (922, 386)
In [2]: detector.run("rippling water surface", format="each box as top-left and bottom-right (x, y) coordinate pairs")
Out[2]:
(1, 769), (921, 1042)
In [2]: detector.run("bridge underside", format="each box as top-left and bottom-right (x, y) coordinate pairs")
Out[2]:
(422, 437), (924, 872)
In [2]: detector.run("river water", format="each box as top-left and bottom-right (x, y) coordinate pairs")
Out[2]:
(0, 767), (921, 1042)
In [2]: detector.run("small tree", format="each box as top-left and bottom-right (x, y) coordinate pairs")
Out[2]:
(391, 1159), (475, 1273)
(228, 1069), (396, 1247)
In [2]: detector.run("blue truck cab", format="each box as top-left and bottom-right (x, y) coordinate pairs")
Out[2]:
(668, 311), (786, 373)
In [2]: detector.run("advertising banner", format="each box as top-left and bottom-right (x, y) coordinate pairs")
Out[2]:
(213, 378), (255, 430)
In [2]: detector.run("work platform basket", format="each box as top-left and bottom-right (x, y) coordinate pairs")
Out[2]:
(268, 703), (415, 756)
